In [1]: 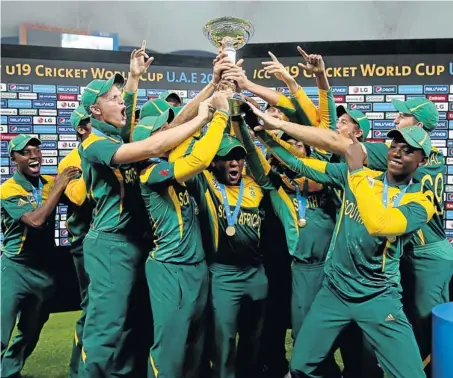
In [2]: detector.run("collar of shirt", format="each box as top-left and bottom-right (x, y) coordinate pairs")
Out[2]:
(13, 170), (48, 192)
(90, 117), (122, 141)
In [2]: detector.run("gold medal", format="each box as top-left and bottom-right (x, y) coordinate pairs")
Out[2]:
(298, 218), (307, 228)
(226, 226), (236, 237)
(387, 236), (396, 243)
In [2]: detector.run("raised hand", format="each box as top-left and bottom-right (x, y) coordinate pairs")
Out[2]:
(297, 46), (325, 76)
(345, 131), (365, 172)
(55, 166), (81, 189)
(130, 40), (154, 78)
(262, 51), (294, 83)
(210, 91), (230, 112)
(246, 101), (283, 132)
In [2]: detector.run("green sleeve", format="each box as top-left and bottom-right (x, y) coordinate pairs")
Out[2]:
(263, 136), (347, 189)
(120, 90), (138, 143)
(83, 138), (122, 167)
(362, 142), (388, 171)
(2, 196), (34, 221)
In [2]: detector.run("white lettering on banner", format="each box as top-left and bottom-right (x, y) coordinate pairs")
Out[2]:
(42, 157), (57, 165)
(386, 112), (398, 120)
(18, 93), (37, 100)
(386, 95), (405, 101)
(0, 125), (7, 132)
(348, 86), (372, 94)
(435, 103), (448, 111)
(366, 112), (384, 120)
(445, 185), (453, 193)
(39, 110), (57, 116)
(59, 150), (71, 157)
(0, 93), (17, 99)
(446, 158), (453, 165)
(0, 167), (10, 175)
(366, 95), (385, 102)
(346, 95), (364, 102)
(33, 116), (56, 125)
(432, 140), (446, 147)
(57, 101), (79, 109)
(39, 135), (58, 141)
(1, 109), (18, 115)
(168, 90), (188, 98)
(19, 109), (38, 115)
(41, 150), (58, 157)
(58, 141), (79, 149)
(59, 135), (77, 141)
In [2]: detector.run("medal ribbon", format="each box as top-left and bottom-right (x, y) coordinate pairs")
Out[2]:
(293, 178), (308, 222)
(31, 179), (43, 208)
(382, 174), (412, 208)
(219, 180), (245, 230)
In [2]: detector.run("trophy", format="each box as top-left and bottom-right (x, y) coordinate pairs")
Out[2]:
(203, 17), (255, 116)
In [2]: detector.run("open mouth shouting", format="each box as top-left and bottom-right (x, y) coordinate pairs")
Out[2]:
(28, 160), (41, 175)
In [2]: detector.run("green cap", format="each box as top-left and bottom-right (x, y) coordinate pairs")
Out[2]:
(140, 99), (172, 119)
(81, 73), (125, 112)
(337, 105), (371, 141)
(159, 91), (182, 104)
(215, 134), (247, 158)
(9, 134), (41, 155)
(387, 126), (432, 157)
(131, 109), (175, 142)
(71, 105), (90, 130)
(391, 98), (439, 132)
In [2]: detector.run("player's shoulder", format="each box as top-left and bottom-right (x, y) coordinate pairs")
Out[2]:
(58, 148), (81, 172)
(80, 133), (115, 153)
(0, 177), (27, 200)
(140, 160), (173, 184)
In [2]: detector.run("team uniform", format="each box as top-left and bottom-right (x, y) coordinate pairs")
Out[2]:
(363, 141), (453, 371)
(174, 134), (266, 378)
(267, 128), (434, 378)
(1, 169), (56, 378)
(78, 76), (149, 377)
(133, 109), (229, 377)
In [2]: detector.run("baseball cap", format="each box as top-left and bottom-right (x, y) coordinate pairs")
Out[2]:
(387, 126), (432, 157)
(140, 98), (172, 119)
(337, 105), (371, 140)
(9, 134), (41, 155)
(391, 98), (439, 132)
(81, 73), (125, 112)
(131, 109), (175, 142)
(71, 105), (90, 130)
(215, 134), (246, 159)
(159, 91), (182, 104)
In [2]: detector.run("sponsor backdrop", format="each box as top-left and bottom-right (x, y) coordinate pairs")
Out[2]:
(1, 53), (453, 246)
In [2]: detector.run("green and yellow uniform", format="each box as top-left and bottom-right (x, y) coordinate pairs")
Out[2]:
(363, 98), (453, 374)
(133, 109), (228, 378)
(1, 137), (56, 377)
(78, 75), (149, 377)
(267, 127), (434, 378)
(172, 134), (267, 378)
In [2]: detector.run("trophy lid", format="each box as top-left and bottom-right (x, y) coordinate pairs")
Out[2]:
(203, 17), (255, 50)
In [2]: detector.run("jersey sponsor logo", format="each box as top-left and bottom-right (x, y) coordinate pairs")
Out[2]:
(345, 95), (364, 102)
(7, 99), (32, 108)
(32, 85), (56, 93)
(8, 116), (32, 124)
(373, 85), (397, 94)
(398, 85), (423, 94)
(332, 86), (347, 94)
(39, 141), (57, 149)
(18, 93), (37, 100)
(19, 109), (38, 115)
(385, 95), (405, 102)
(9, 125), (32, 133)
(58, 141), (79, 149)
(8, 84), (32, 92)
(435, 103), (448, 112)
(33, 116), (56, 125)
(39, 94), (57, 100)
(39, 109), (58, 116)
(366, 95), (385, 102)
(41, 149), (58, 157)
(0, 93), (18, 99)
(373, 103), (396, 112)
(57, 101), (78, 109)
(0, 109), (18, 115)
(59, 134), (77, 141)
(57, 85), (79, 94)
(373, 120), (395, 129)
(57, 94), (77, 101)
(348, 103), (372, 111)
(427, 94), (447, 102)
(57, 126), (75, 134)
(349, 86), (372, 94)
(33, 100), (56, 108)
(424, 85), (449, 94)
(147, 89), (166, 97)
(372, 130), (392, 138)
(365, 112), (384, 120)
(33, 126), (57, 134)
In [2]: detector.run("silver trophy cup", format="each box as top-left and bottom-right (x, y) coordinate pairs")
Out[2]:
(204, 17), (255, 116)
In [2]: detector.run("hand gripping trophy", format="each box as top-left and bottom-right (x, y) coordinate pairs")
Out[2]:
(203, 17), (255, 116)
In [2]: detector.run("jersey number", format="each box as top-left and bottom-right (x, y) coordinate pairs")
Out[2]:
(421, 173), (444, 216)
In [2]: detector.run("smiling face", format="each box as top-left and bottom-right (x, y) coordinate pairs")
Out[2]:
(12, 141), (42, 178)
(336, 113), (363, 140)
(387, 135), (426, 178)
(90, 85), (126, 127)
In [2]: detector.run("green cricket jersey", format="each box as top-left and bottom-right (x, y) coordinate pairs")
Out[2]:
(265, 144), (435, 299)
(139, 111), (228, 264)
(1, 171), (56, 262)
(364, 142), (453, 260)
(79, 118), (147, 235)
(58, 148), (92, 251)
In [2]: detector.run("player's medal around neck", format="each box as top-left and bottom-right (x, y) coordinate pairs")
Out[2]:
(292, 178), (308, 228)
(31, 179), (43, 208)
(382, 174), (412, 243)
(219, 180), (245, 237)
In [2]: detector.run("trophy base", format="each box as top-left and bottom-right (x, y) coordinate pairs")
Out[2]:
(228, 93), (248, 116)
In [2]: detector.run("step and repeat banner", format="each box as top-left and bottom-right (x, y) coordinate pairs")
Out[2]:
(1, 52), (453, 247)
